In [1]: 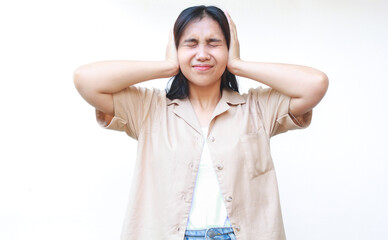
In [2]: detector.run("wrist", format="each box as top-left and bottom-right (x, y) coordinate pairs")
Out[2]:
(162, 60), (179, 78)
(227, 59), (244, 76)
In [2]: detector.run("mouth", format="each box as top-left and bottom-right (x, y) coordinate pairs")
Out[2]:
(192, 64), (213, 71)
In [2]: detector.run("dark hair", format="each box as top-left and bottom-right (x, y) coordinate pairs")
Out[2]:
(166, 5), (239, 100)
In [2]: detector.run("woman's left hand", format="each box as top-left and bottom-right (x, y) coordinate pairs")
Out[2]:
(224, 11), (241, 74)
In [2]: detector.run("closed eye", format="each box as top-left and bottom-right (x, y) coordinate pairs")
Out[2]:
(209, 43), (221, 47)
(208, 38), (222, 47)
(182, 38), (223, 47)
(185, 43), (197, 47)
(183, 38), (198, 47)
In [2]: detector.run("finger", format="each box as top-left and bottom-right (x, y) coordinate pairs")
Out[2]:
(224, 10), (231, 23)
(224, 11), (234, 25)
(224, 10), (234, 29)
(168, 28), (173, 42)
(224, 11), (237, 35)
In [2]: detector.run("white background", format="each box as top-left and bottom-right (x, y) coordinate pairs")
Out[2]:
(1, 0), (387, 239)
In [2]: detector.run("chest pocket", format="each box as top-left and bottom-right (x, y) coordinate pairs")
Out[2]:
(239, 128), (274, 178)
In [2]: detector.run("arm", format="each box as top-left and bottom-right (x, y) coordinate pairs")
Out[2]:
(225, 12), (328, 124)
(73, 32), (179, 116)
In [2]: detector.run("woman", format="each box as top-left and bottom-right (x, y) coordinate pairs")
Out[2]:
(74, 5), (328, 240)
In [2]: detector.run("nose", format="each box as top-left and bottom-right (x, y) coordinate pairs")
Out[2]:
(195, 45), (210, 61)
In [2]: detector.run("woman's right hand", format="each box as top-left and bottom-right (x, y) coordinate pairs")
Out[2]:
(74, 30), (181, 116)
(165, 30), (180, 76)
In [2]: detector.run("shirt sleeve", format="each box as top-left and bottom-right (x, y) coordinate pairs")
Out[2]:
(249, 87), (312, 137)
(95, 86), (162, 140)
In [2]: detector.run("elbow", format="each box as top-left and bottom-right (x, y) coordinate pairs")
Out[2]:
(73, 67), (82, 91)
(311, 71), (329, 100)
(303, 72), (329, 108)
(317, 72), (329, 97)
(73, 65), (89, 93)
(73, 66), (83, 89)
(292, 71), (329, 115)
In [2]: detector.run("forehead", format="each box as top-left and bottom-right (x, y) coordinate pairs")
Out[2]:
(180, 16), (225, 40)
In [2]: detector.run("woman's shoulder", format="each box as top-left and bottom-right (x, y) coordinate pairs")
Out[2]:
(221, 87), (270, 105)
(116, 85), (167, 100)
(238, 86), (270, 100)
(238, 86), (289, 108)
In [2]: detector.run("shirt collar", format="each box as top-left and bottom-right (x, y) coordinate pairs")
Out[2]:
(166, 89), (245, 134)
(167, 88), (245, 106)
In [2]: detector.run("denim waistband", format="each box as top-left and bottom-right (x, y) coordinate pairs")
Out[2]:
(184, 227), (236, 240)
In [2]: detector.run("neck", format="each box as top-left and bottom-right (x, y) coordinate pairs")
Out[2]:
(188, 83), (221, 111)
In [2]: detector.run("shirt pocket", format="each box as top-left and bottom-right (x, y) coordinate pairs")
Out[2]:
(239, 128), (274, 178)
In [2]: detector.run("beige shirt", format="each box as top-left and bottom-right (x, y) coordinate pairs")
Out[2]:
(97, 86), (311, 240)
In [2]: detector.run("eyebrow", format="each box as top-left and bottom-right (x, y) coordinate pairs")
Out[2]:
(183, 38), (198, 44)
(207, 38), (222, 43)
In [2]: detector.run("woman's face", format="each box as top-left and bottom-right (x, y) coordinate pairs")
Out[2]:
(177, 16), (228, 89)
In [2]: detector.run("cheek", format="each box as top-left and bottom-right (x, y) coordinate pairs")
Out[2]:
(177, 50), (190, 67)
(214, 49), (228, 67)
(177, 50), (192, 78)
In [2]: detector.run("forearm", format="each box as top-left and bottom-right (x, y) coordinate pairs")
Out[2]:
(73, 60), (178, 94)
(225, 12), (328, 118)
(230, 60), (328, 99)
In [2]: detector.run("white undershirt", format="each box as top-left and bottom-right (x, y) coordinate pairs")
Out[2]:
(186, 127), (231, 230)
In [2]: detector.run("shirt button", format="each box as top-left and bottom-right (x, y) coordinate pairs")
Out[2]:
(209, 136), (215, 142)
(189, 162), (195, 170)
(216, 163), (223, 170)
(233, 224), (241, 232)
(226, 196), (233, 202)
(183, 196), (191, 203)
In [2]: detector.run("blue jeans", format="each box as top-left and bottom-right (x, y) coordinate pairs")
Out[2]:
(184, 227), (236, 240)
